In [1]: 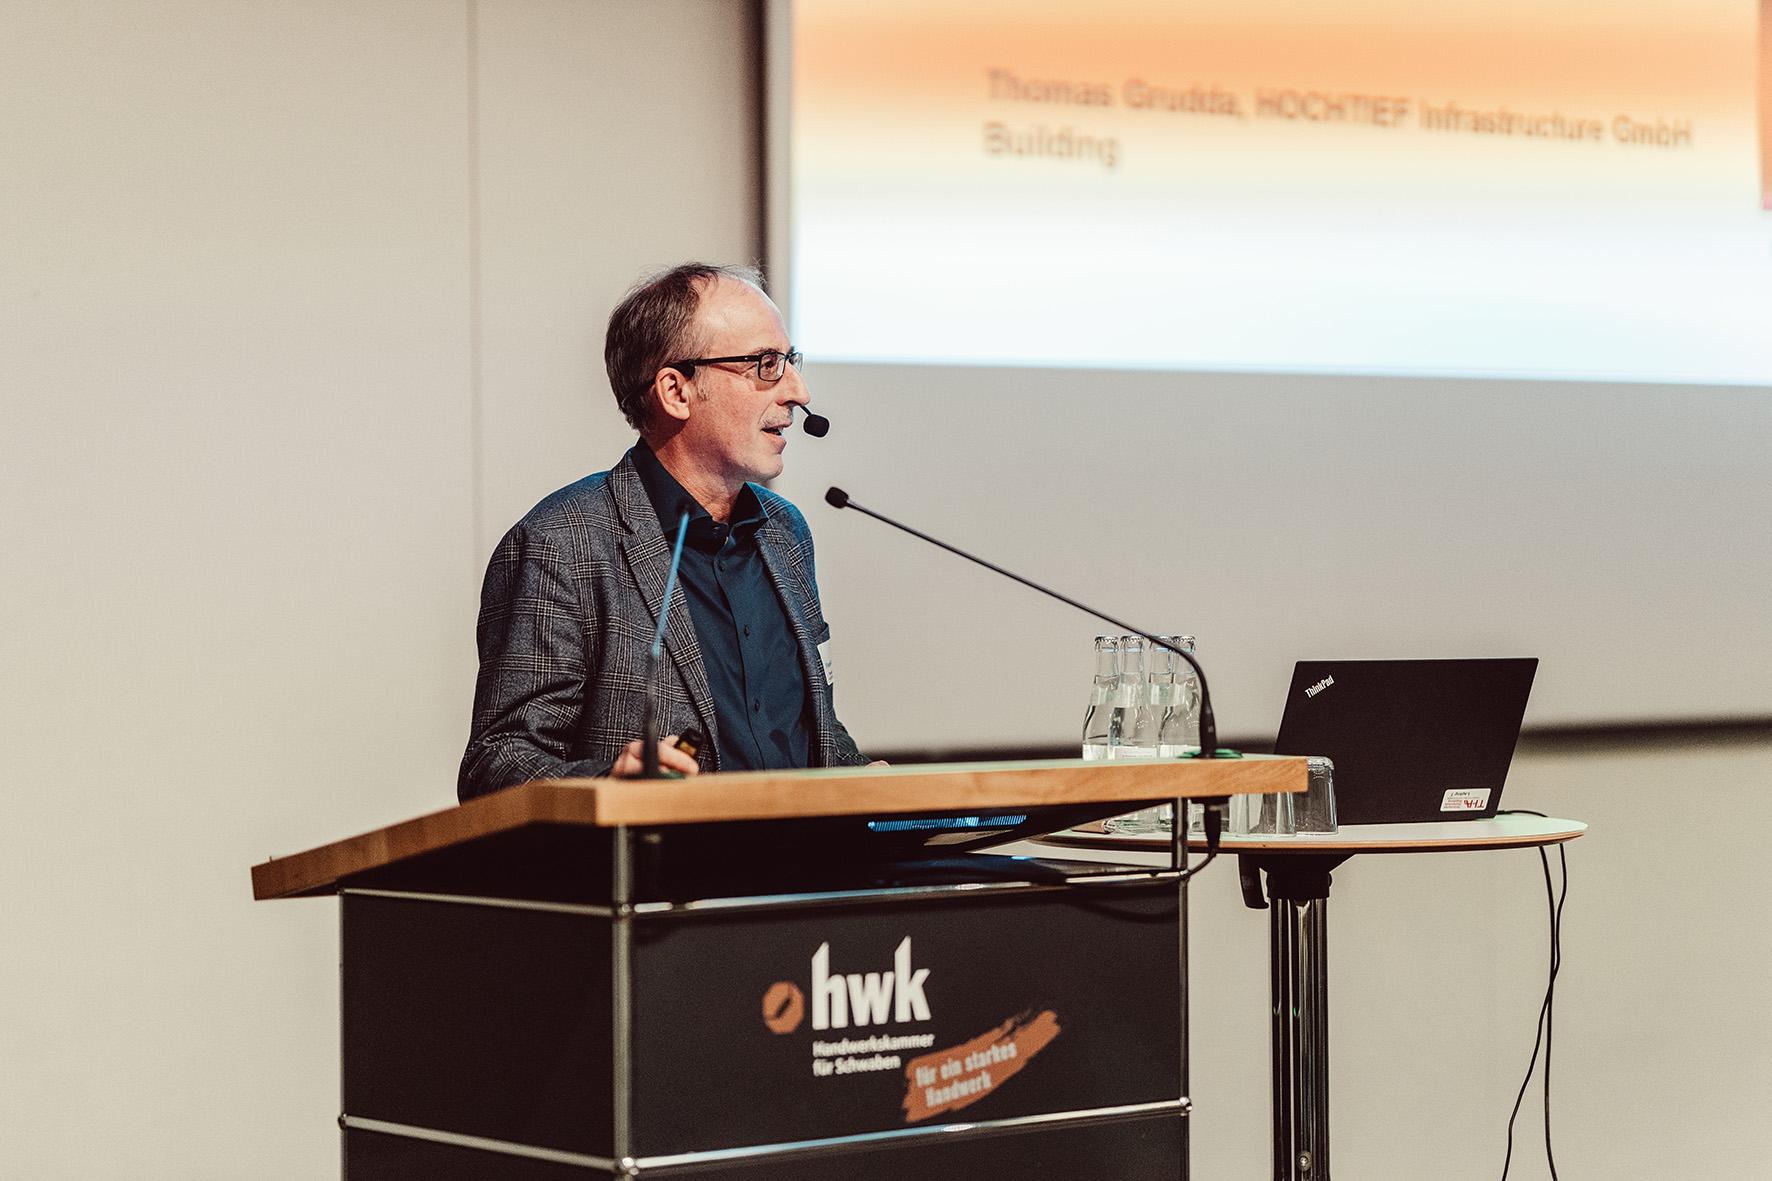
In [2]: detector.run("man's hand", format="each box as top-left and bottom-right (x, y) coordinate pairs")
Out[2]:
(611, 736), (701, 778)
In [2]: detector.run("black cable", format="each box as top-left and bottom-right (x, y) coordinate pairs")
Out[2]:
(1065, 802), (1223, 888)
(1179, 847), (1218, 883)
(1181, 799), (1225, 883)
(1498, 810), (1566, 1181)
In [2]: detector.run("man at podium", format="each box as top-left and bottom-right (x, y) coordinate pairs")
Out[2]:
(458, 263), (871, 799)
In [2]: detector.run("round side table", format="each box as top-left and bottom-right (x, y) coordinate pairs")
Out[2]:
(1035, 815), (1587, 1181)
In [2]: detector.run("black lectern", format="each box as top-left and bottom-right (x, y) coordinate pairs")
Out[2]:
(252, 756), (1304, 1178)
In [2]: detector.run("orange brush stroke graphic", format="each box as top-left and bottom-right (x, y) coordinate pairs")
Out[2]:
(901, 1009), (1062, 1122)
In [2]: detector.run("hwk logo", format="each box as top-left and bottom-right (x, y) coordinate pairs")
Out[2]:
(1305, 675), (1335, 698)
(810, 937), (931, 1031)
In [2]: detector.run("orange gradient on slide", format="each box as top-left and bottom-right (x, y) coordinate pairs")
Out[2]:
(800, 2), (1743, 125)
(789, 0), (1772, 381)
(795, 0), (1750, 189)
(798, 0), (1741, 120)
(1762, 0), (1771, 208)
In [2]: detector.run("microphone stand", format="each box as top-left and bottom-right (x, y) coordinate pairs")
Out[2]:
(640, 511), (692, 779)
(823, 487), (1222, 758)
(824, 487), (1229, 861)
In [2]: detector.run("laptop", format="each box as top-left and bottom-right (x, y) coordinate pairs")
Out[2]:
(1272, 658), (1538, 825)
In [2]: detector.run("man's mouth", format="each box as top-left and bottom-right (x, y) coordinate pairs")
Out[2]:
(762, 423), (789, 436)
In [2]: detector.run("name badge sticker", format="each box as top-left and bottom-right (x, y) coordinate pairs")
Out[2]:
(1440, 788), (1492, 812)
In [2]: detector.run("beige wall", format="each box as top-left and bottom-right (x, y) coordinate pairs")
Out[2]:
(0, 1), (755, 1174)
(473, 0), (760, 551)
(1, 2), (1764, 1177)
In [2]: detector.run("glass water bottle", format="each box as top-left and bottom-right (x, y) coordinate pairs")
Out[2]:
(1081, 636), (1118, 760)
(1155, 634), (1201, 757)
(1111, 636), (1158, 759)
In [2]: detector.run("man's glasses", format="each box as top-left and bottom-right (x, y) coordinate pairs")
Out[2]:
(666, 349), (803, 384)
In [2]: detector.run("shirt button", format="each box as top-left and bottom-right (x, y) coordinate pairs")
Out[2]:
(743, 625), (751, 637)
(753, 700), (761, 713)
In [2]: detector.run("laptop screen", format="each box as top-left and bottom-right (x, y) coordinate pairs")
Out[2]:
(1273, 658), (1538, 825)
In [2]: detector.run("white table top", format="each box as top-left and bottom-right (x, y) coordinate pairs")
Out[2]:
(1026, 814), (1586, 860)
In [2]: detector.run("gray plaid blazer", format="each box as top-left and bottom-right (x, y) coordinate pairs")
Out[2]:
(458, 449), (869, 799)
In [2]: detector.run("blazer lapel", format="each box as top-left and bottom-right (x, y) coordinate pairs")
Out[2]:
(609, 458), (719, 747)
(756, 514), (833, 764)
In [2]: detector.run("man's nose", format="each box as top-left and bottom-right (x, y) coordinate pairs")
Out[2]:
(778, 365), (810, 406)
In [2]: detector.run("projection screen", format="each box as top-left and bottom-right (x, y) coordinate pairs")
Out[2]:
(766, 0), (1772, 752)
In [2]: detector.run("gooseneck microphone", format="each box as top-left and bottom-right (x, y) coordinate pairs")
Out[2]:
(801, 410), (830, 437)
(640, 510), (692, 779)
(824, 486), (1222, 759)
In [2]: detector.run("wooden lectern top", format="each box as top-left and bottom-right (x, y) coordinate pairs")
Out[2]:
(251, 755), (1305, 901)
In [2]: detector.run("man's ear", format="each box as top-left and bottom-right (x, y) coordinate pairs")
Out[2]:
(652, 368), (694, 424)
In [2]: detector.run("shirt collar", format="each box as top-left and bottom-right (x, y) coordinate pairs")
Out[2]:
(630, 442), (768, 550)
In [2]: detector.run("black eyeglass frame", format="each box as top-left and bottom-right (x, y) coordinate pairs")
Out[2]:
(664, 349), (803, 383)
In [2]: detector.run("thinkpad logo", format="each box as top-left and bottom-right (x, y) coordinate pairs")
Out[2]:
(1305, 675), (1335, 698)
